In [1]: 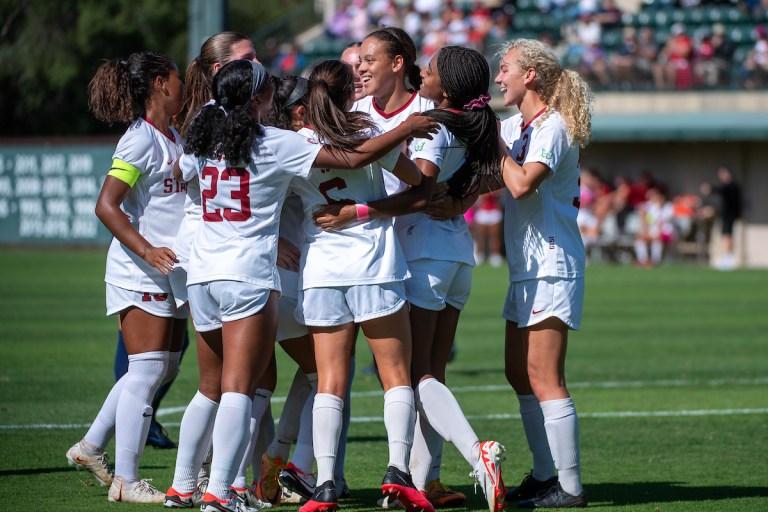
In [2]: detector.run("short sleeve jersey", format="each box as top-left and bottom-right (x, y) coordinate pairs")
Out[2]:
(187, 126), (321, 290)
(396, 123), (474, 265)
(172, 152), (203, 264)
(500, 110), (585, 281)
(353, 92), (435, 195)
(104, 118), (185, 293)
(277, 193), (305, 300)
(289, 127), (409, 289)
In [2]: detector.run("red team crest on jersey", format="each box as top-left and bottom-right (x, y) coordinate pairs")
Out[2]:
(306, 137), (319, 144)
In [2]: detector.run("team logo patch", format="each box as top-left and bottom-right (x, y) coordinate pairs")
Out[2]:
(541, 148), (553, 160)
(413, 141), (426, 152)
(306, 138), (319, 144)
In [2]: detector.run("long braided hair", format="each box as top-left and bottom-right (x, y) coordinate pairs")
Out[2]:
(423, 46), (499, 198)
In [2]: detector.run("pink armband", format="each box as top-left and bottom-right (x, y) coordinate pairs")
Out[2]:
(356, 204), (370, 222)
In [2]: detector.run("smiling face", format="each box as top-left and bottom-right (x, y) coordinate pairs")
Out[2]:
(340, 45), (366, 101)
(418, 54), (446, 105)
(495, 48), (529, 107)
(358, 36), (399, 99)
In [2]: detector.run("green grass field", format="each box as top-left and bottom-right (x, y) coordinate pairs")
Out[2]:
(1, 248), (767, 511)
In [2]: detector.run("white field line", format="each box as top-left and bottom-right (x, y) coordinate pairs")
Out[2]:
(2, 376), (766, 430)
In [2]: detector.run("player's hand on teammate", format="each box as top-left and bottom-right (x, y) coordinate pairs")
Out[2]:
(402, 112), (439, 139)
(142, 246), (179, 275)
(425, 182), (462, 220)
(277, 237), (300, 271)
(313, 203), (358, 231)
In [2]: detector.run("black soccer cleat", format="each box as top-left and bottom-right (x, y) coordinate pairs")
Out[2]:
(517, 482), (587, 508)
(505, 473), (558, 502)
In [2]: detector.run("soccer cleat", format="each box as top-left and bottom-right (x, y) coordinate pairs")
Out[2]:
(231, 485), (272, 509)
(193, 476), (209, 507)
(282, 486), (308, 504)
(425, 479), (466, 508)
(65, 440), (114, 487)
(517, 482), (587, 508)
(201, 492), (263, 512)
(334, 477), (350, 499)
(164, 487), (194, 508)
(505, 473), (557, 502)
(377, 495), (403, 509)
(256, 453), (284, 505)
(299, 480), (339, 512)
(381, 465), (435, 512)
(280, 462), (318, 499)
(146, 419), (177, 449)
(471, 440), (506, 512)
(108, 477), (165, 503)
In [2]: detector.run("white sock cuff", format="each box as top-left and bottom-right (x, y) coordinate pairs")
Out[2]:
(192, 390), (220, 410)
(314, 393), (343, 412)
(220, 392), (252, 413)
(415, 377), (437, 403)
(127, 350), (168, 364)
(540, 397), (576, 421)
(384, 386), (415, 407)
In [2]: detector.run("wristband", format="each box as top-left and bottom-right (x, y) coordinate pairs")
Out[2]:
(355, 204), (370, 222)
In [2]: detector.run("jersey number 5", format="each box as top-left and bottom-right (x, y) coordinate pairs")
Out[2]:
(319, 176), (354, 205)
(202, 166), (251, 222)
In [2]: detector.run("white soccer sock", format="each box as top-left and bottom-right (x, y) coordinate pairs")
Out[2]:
(383, 386), (416, 473)
(541, 398), (583, 496)
(634, 240), (648, 264)
(251, 404), (275, 483)
(517, 394), (555, 481)
(292, 373), (318, 474)
(162, 350), (183, 386)
(172, 391), (219, 493)
(313, 393), (344, 485)
(417, 378), (479, 468)
(208, 392), (252, 500)
(409, 412), (442, 491)
(114, 351), (169, 483)
(233, 389), (272, 489)
(651, 240), (663, 264)
(268, 369), (311, 461)
(84, 374), (126, 450)
(335, 355), (355, 480)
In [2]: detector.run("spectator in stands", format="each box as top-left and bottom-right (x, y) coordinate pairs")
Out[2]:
(611, 27), (639, 89)
(700, 165), (743, 270)
(634, 187), (675, 267)
(654, 23), (695, 90)
(709, 24), (735, 88)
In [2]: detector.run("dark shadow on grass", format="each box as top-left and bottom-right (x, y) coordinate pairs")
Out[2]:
(448, 367), (505, 377)
(0, 464), (166, 478)
(346, 435), (388, 443)
(509, 482), (768, 508)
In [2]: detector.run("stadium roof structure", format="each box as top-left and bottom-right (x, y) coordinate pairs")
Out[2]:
(591, 112), (768, 142)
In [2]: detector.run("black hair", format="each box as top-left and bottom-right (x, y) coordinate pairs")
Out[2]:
(266, 75), (309, 130)
(184, 60), (269, 165)
(424, 46), (499, 198)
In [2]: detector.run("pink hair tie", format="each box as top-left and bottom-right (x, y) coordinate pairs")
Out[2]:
(463, 93), (491, 111)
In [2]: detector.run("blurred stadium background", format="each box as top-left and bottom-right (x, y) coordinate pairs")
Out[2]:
(0, 0), (766, 266)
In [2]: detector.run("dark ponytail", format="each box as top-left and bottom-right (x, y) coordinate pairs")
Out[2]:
(424, 46), (499, 198)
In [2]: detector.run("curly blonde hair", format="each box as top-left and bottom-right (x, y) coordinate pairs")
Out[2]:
(497, 39), (593, 148)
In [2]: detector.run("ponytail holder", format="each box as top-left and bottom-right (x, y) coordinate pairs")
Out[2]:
(193, 55), (201, 65)
(463, 93), (491, 111)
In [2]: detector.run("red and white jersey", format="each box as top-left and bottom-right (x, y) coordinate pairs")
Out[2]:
(173, 153), (203, 264)
(187, 126), (321, 290)
(105, 118), (185, 293)
(277, 193), (305, 301)
(397, 124), (474, 265)
(500, 110), (585, 281)
(353, 92), (435, 195)
(289, 126), (409, 289)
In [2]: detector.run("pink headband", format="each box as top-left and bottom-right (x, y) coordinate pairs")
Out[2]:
(463, 93), (491, 111)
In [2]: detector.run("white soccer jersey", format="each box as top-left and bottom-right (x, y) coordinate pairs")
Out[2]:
(290, 127), (409, 289)
(353, 92), (435, 195)
(172, 153), (203, 264)
(277, 193), (304, 301)
(500, 110), (585, 281)
(104, 118), (185, 293)
(187, 126), (321, 290)
(396, 124), (474, 265)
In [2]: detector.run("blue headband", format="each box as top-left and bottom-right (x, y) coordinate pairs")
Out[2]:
(250, 61), (267, 96)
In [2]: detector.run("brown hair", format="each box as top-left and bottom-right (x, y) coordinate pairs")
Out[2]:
(178, 31), (253, 137)
(306, 60), (374, 154)
(88, 51), (175, 125)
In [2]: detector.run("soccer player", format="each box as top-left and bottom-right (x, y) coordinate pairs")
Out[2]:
(171, 59), (437, 512)
(65, 51), (186, 503)
(313, 46), (507, 512)
(496, 39), (592, 508)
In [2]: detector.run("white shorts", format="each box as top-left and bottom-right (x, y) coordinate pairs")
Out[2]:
(474, 208), (503, 225)
(405, 259), (472, 311)
(168, 262), (189, 309)
(296, 281), (407, 327)
(502, 276), (584, 330)
(188, 281), (272, 332)
(277, 295), (308, 342)
(106, 283), (188, 319)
